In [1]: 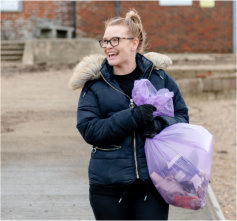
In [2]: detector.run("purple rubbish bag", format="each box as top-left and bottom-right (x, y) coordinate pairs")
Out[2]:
(132, 79), (174, 117)
(132, 79), (213, 210)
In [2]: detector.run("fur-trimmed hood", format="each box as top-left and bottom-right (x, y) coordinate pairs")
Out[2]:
(68, 52), (172, 90)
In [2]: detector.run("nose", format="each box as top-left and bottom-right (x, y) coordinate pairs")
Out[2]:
(104, 43), (112, 54)
(105, 42), (113, 49)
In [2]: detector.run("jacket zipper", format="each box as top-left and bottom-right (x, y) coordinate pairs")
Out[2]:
(147, 65), (154, 80)
(134, 131), (139, 178)
(100, 72), (139, 179)
(92, 145), (122, 153)
(100, 73), (131, 99)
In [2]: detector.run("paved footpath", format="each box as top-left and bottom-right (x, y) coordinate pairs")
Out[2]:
(1, 114), (220, 220)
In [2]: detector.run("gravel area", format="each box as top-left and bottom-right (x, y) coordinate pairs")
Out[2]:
(1, 65), (236, 220)
(186, 98), (236, 220)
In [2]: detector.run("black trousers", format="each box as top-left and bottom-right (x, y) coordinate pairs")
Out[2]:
(89, 179), (169, 220)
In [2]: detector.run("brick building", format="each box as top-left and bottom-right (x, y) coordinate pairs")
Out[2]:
(1, 1), (234, 53)
(1, 1), (74, 40)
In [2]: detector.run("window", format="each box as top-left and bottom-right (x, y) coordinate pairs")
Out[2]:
(40, 29), (52, 38)
(56, 30), (68, 38)
(0, 0), (22, 12)
(200, 0), (215, 8)
(159, 0), (192, 6)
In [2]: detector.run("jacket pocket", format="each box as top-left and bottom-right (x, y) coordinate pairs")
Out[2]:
(92, 145), (122, 153)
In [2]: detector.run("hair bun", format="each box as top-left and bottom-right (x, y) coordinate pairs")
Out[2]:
(125, 9), (141, 25)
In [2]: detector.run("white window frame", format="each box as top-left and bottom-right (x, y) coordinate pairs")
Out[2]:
(159, 0), (193, 6)
(0, 0), (22, 12)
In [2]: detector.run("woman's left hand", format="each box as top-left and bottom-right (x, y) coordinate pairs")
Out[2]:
(140, 117), (164, 138)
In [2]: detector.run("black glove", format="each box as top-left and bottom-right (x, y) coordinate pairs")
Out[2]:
(133, 104), (156, 126)
(133, 104), (165, 138)
(141, 117), (165, 138)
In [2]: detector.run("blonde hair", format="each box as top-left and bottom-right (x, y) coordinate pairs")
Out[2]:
(105, 9), (147, 54)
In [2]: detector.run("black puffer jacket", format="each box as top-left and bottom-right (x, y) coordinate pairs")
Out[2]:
(68, 52), (189, 185)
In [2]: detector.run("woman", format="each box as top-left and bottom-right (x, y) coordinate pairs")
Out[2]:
(68, 9), (189, 220)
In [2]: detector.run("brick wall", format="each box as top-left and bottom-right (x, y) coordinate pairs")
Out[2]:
(1, 1), (73, 40)
(1, 1), (233, 53)
(75, 1), (115, 38)
(76, 1), (233, 53)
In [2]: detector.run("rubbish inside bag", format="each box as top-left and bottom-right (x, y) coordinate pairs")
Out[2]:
(150, 154), (209, 210)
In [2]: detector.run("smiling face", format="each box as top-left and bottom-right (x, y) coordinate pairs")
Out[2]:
(102, 25), (139, 74)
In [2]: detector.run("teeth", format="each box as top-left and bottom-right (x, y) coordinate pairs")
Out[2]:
(108, 52), (117, 56)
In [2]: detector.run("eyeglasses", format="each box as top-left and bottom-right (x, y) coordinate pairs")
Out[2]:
(99, 37), (134, 48)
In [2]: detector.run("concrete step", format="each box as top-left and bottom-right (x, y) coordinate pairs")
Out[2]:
(1, 56), (23, 61)
(167, 53), (236, 65)
(1, 41), (25, 62)
(1, 45), (25, 50)
(1, 50), (24, 56)
(166, 65), (236, 79)
(176, 73), (236, 99)
(1, 40), (25, 44)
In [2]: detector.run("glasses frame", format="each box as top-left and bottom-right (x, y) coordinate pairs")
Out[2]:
(99, 37), (134, 48)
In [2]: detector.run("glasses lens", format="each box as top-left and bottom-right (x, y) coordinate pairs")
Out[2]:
(99, 37), (119, 48)
(110, 37), (119, 47)
(99, 40), (105, 48)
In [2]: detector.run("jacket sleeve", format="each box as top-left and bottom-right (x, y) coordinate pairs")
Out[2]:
(76, 85), (138, 146)
(158, 71), (189, 127)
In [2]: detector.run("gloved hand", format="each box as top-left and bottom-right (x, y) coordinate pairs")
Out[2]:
(133, 104), (165, 138)
(133, 104), (156, 126)
(141, 117), (165, 138)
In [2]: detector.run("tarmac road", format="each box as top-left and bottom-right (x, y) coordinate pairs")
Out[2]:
(1, 116), (218, 220)
(1, 68), (221, 220)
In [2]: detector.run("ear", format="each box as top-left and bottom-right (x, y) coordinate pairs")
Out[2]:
(132, 37), (139, 51)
